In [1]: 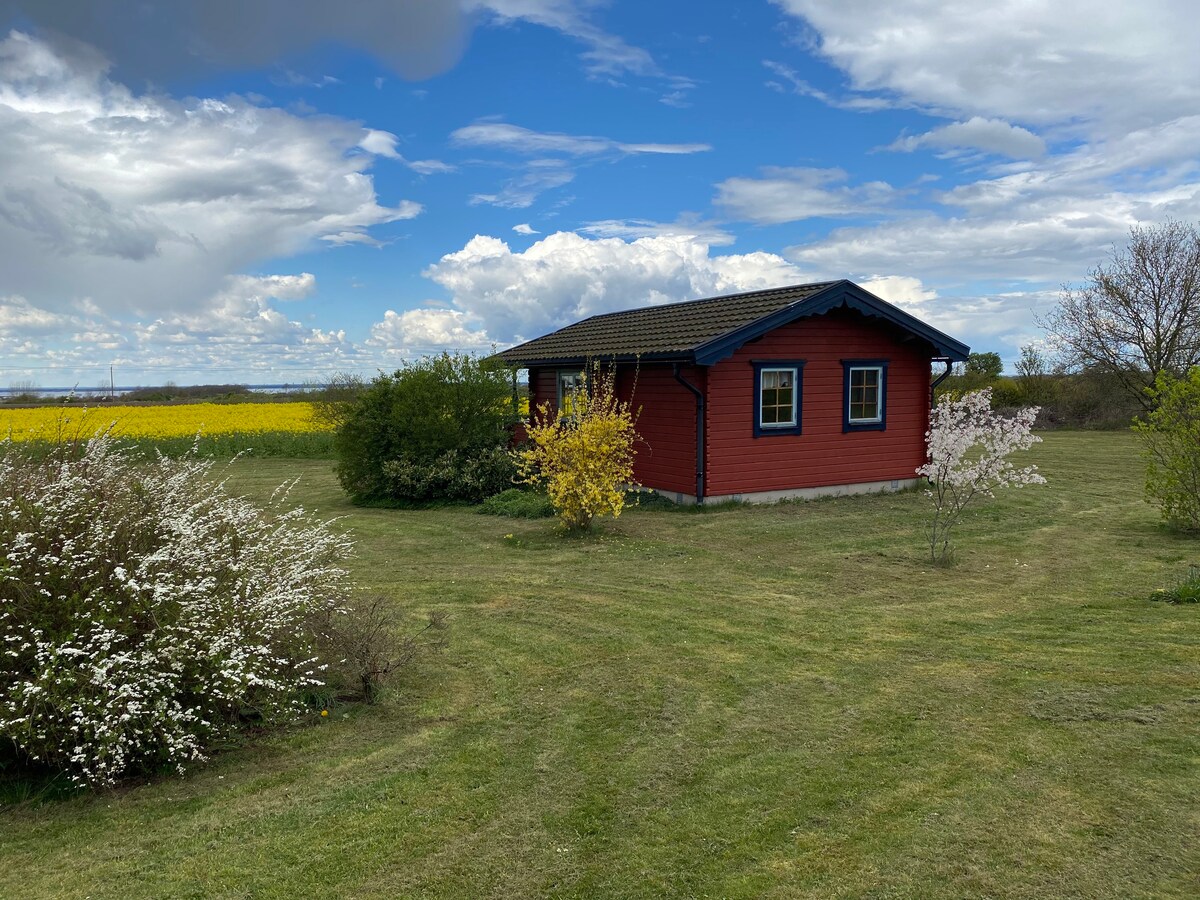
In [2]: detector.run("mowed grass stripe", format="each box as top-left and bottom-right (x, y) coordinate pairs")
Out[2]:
(1, 431), (1197, 898)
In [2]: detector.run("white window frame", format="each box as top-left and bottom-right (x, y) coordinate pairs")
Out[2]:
(847, 365), (884, 424)
(759, 366), (798, 429)
(556, 369), (584, 412)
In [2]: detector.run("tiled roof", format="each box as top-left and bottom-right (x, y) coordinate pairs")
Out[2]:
(496, 281), (838, 365)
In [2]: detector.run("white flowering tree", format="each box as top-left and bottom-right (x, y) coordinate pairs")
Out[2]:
(917, 389), (1046, 563)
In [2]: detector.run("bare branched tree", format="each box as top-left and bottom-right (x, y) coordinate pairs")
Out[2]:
(1039, 220), (1200, 409)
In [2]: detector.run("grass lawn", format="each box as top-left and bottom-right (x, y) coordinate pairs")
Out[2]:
(2, 431), (1198, 898)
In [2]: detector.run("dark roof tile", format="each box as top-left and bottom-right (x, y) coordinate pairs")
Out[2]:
(497, 281), (837, 364)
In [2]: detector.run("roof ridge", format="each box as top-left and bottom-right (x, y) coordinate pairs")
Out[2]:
(495, 278), (969, 367)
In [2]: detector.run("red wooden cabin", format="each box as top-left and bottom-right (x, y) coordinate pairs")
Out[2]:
(497, 280), (969, 504)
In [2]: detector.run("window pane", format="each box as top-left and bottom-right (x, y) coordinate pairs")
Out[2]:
(558, 371), (584, 413)
(848, 366), (882, 422)
(759, 367), (797, 427)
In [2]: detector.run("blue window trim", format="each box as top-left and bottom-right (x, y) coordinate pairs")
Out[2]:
(752, 359), (805, 437)
(842, 359), (888, 432)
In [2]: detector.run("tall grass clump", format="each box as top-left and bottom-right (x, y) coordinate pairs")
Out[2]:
(0, 435), (354, 788)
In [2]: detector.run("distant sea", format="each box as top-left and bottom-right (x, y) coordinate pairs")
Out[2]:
(0, 384), (317, 400)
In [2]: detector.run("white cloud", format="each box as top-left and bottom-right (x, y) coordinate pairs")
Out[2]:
(451, 121), (711, 156)
(858, 275), (936, 308)
(470, 0), (660, 79)
(762, 59), (891, 111)
(359, 128), (402, 157)
(367, 308), (491, 354)
(359, 128), (455, 174)
(134, 273), (326, 347)
(580, 215), (734, 246)
(715, 167), (897, 225)
(786, 140), (1200, 288)
(469, 159), (575, 208)
(0, 294), (80, 339)
(407, 158), (456, 175)
(454, 122), (708, 209)
(469, 2), (699, 105)
(512, 223), (539, 235)
(772, 0), (1200, 137)
(889, 117), (1046, 159)
(423, 231), (807, 345)
(761, 1), (1200, 359)
(270, 70), (342, 89)
(0, 31), (419, 320)
(0, 273), (404, 385)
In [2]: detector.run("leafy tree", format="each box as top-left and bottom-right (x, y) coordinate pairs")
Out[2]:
(1040, 220), (1200, 409)
(515, 366), (640, 531)
(936, 351), (1005, 399)
(334, 352), (518, 504)
(966, 351), (1003, 381)
(1134, 367), (1200, 531)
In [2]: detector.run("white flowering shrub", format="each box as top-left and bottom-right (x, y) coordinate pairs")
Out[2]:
(917, 389), (1046, 563)
(0, 435), (354, 787)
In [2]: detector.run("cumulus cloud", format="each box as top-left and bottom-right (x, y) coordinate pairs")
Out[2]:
(772, 0), (1200, 137)
(0, 0), (469, 81)
(423, 231), (808, 345)
(135, 273), (325, 347)
(367, 308), (491, 355)
(715, 167), (897, 225)
(858, 275), (936, 308)
(451, 121), (711, 157)
(889, 117), (1046, 159)
(0, 31), (419, 319)
(512, 223), (539, 235)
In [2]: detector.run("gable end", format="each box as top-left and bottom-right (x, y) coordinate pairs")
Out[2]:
(692, 280), (969, 366)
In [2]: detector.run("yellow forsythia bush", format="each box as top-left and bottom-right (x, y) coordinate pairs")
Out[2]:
(515, 368), (640, 530)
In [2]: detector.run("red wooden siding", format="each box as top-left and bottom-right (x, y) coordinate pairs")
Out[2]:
(525, 363), (699, 496)
(620, 364), (699, 496)
(704, 308), (930, 497)
(527, 367), (559, 419)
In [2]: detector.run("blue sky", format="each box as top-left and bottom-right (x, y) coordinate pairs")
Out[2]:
(1, 0), (1198, 387)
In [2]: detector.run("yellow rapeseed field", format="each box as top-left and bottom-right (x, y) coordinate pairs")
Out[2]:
(0, 402), (329, 442)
